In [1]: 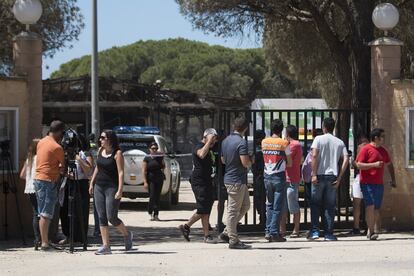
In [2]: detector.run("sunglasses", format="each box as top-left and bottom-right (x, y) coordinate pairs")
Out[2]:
(150, 147), (158, 150)
(99, 136), (107, 140)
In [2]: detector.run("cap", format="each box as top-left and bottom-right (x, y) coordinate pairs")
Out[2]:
(203, 128), (218, 137)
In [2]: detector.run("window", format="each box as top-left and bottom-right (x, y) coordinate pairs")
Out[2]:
(406, 108), (414, 168)
(0, 108), (19, 171)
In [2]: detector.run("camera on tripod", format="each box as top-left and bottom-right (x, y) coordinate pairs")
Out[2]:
(61, 128), (81, 162)
(0, 140), (11, 158)
(60, 128), (88, 252)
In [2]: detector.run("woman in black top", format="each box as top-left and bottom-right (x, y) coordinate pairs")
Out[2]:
(142, 142), (165, 221)
(179, 128), (218, 243)
(89, 130), (133, 255)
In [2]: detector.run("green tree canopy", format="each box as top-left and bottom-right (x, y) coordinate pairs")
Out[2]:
(176, 0), (414, 109)
(0, 0), (84, 75)
(176, 0), (414, 140)
(51, 38), (318, 100)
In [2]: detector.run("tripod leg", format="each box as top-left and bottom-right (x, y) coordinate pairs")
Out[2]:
(8, 157), (27, 245)
(74, 175), (88, 251)
(2, 159), (8, 240)
(68, 179), (75, 253)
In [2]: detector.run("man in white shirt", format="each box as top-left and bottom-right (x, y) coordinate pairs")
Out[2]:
(309, 118), (349, 241)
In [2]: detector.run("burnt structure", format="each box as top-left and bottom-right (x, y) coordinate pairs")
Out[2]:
(43, 76), (249, 175)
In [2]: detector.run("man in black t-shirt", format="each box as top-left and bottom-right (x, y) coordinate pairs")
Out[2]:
(179, 128), (218, 243)
(252, 130), (266, 225)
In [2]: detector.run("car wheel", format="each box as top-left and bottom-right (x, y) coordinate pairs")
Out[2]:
(172, 174), (180, 205)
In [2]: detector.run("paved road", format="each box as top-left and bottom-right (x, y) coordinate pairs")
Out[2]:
(1, 181), (414, 276)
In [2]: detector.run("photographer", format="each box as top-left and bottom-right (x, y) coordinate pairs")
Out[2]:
(59, 134), (93, 244)
(34, 120), (65, 251)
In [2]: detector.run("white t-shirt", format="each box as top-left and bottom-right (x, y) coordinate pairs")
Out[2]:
(311, 133), (348, 176)
(76, 151), (91, 180)
(24, 156), (36, 194)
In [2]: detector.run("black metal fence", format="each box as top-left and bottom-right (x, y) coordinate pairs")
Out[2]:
(215, 109), (370, 232)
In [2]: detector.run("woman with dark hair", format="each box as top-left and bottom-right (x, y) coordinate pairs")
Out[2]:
(142, 141), (165, 221)
(20, 138), (41, 250)
(59, 134), (93, 244)
(89, 130), (133, 255)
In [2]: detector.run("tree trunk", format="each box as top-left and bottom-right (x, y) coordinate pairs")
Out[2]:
(350, 0), (375, 140)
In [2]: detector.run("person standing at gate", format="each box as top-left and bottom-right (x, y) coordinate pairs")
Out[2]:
(281, 125), (302, 238)
(302, 128), (323, 238)
(302, 128), (324, 203)
(262, 119), (292, 242)
(355, 128), (396, 240)
(348, 136), (369, 236)
(309, 118), (349, 241)
(143, 142), (165, 221)
(252, 129), (266, 225)
(179, 128), (218, 243)
(219, 116), (253, 249)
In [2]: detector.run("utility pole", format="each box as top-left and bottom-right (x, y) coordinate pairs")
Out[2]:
(91, 0), (100, 136)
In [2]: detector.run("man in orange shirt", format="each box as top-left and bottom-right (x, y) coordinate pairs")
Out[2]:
(34, 120), (65, 251)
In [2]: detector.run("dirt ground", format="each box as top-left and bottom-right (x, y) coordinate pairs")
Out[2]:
(1, 181), (414, 276)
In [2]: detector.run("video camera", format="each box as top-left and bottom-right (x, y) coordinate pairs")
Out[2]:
(0, 140), (11, 157)
(61, 128), (81, 161)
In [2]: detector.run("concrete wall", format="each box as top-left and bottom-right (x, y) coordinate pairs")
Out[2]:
(370, 42), (401, 133)
(378, 80), (414, 230)
(0, 77), (33, 240)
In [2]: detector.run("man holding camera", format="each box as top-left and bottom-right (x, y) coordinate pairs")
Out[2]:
(34, 120), (65, 251)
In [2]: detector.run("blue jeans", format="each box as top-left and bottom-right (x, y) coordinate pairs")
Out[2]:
(311, 175), (337, 235)
(264, 173), (286, 235)
(286, 182), (300, 214)
(34, 180), (58, 219)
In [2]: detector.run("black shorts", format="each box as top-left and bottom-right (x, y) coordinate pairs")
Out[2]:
(212, 177), (228, 201)
(191, 178), (214, 215)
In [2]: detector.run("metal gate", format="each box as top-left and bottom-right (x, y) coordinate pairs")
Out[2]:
(215, 108), (370, 232)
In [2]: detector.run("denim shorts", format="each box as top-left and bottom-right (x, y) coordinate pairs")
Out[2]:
(360, 183), (384, 210)
(34, 180), (58, 219)
(286, 182), (300, 214)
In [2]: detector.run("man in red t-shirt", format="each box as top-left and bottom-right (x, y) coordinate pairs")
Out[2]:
(356, 128), (396, 241)
(281, 125), (302, 238)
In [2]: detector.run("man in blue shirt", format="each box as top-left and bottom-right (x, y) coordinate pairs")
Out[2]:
(219, 116), (253, 249)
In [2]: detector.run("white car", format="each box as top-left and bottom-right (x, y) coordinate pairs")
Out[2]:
(114, 126), (181, 208)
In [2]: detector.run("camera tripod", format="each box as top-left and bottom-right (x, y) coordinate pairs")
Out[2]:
(1, 148), (26, 244)
(66, 159), (88, 253)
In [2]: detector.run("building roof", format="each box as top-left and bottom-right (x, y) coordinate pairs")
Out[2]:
(251, 98), (328, 110)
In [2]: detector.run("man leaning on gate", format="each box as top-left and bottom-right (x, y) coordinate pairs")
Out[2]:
(308, 118), (349, 241)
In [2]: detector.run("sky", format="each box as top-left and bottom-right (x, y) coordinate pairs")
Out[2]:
(42, 0), (261, 79)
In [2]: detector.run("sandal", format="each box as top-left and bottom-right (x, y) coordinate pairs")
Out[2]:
(368, 232), (379, 240)
(289, 232), (301, 238)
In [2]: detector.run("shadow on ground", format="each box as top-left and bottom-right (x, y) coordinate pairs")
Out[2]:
(119, 201), (197, 212)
